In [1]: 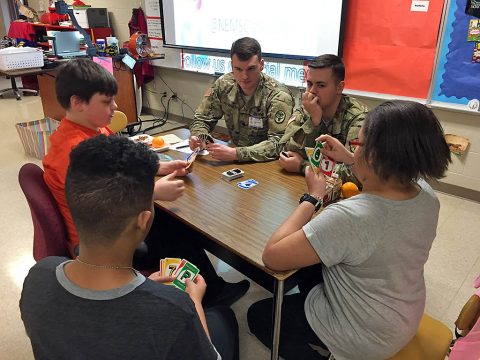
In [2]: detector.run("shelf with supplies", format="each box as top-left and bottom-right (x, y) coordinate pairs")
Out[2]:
(31, 23), (112, 51)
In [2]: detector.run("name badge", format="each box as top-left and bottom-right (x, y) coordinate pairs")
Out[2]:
(248, 116), (263, 128)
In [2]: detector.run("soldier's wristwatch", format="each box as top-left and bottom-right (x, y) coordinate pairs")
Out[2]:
(299, 193), (323, 212)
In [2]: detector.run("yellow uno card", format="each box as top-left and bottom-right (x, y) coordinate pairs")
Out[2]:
(164, 258), (182, 284)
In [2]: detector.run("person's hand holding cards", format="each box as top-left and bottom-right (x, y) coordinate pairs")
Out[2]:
(147, 272), (176, 284)
(185, 274), (207, 305)
(158, 159), (191, 176)
(189, 133), (215, 150)
(154, 171), (185, 201)
(158, 257), (201, 292)
(316, 134), (354, 165)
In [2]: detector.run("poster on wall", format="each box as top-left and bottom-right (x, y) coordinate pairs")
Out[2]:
(432, 0), (480, 105)
(144, 0), (163, 55)
(342, 0), (445, 99)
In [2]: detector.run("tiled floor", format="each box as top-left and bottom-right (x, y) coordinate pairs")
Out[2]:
(1, 77), (479, 359)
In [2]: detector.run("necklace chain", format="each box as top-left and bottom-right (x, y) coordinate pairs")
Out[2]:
(75, 257), (135, 271)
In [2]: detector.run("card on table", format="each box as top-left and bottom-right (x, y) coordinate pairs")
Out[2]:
(237, 179), (259, 190)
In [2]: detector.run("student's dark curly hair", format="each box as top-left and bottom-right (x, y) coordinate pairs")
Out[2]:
(65, 135), (159, 245)
(361, 100), (451, 184)
(55, 58), (118, 110)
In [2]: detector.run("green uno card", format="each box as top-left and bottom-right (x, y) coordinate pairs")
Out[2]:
(309, 141), (324, 171)
(172, 261), (200, 291)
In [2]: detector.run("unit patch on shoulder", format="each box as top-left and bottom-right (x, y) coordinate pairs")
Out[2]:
(274, 110), (286, 124)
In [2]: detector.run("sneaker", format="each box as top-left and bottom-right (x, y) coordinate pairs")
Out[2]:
(203, 279), (250, 307)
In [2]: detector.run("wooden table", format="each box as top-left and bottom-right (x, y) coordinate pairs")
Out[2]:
(155, 129), (309, 360)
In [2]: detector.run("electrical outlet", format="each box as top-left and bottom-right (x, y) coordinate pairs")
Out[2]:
(161, 91), (167, 97)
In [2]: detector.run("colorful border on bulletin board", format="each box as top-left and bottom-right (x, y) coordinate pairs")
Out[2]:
(432, 0), (480, 104)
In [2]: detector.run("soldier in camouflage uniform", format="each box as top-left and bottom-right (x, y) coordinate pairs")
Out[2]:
(279, 55), (368, 180)
(189, 37), (295, 162)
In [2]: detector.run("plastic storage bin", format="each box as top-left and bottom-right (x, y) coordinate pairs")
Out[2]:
(0, 47), (44, 71)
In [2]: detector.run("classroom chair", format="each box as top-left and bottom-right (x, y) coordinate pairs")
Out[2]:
(455, 292), (480, 338)
(0, 74), (38, 101)
(387, 313), (453, 360)
(18, 163), (69, 261)
(109, 110), (128, 134)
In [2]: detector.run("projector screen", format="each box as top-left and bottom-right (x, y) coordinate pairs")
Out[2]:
(160, 0), (347, 59)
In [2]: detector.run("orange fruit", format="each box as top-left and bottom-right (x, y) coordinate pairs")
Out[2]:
(341, 182), (360, 199)
(151, 136), (165, 148)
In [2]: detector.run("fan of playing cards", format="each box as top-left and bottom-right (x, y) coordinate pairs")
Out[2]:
(159, 258), (200, 291)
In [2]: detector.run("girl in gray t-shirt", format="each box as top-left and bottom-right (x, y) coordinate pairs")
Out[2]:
(248, 100), (451, 360)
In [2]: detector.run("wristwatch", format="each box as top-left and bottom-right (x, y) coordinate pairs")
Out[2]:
(299, 193), (323, 212)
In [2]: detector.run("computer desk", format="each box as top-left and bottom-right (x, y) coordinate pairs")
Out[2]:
(155, 129), (310, 360)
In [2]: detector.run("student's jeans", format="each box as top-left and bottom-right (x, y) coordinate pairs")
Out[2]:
(247, 264), (329, 360)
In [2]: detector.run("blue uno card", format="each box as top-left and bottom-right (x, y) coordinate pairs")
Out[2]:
(237, 179), (259, 190)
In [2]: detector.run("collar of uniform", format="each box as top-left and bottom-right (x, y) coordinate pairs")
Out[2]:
(228, 72), (266, 107)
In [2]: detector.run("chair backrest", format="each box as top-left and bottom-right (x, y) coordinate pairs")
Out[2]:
(109, 110), (128, 134)
(455, 293), (480, 337)
(18, 163), (69, 261)
(388, 313), (453, 360)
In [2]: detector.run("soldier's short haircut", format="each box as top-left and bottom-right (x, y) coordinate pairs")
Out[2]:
(308, 54), (345, 83)
(56, 58), (118, 110)
(65, 135), (159, 246)
(361, 100), (451, 185)
(230, 37), (262, 61)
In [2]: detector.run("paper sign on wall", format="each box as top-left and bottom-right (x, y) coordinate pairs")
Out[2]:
(411, 1), (429, 12)
(93, 56), (113, 74)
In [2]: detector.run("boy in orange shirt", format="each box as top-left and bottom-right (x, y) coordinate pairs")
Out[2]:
(43, 58), (249, 306)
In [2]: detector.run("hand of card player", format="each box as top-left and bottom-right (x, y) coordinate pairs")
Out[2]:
(158, 257), (200, 291)
(154, 171), (185, 201)
(315, 134), (354, 165)
(189, 134), (214, 150)
(306, 141), (336, 177)
(186, 147), (200, 169)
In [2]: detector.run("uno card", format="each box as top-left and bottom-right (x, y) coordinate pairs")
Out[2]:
(306, 142), (336, 176)
(172, 260), (200, 291)
(199, 133), (215, 145)
(237, 178), (259, 190)
(310, 141), (324, 171)
(319, 155), (336, 177)
(160, 259), (166, 276)
(186, 147), (200, 169)
(164, 258), (182, 284)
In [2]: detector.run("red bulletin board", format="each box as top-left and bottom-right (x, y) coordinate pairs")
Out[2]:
(343, 0), (445, 99)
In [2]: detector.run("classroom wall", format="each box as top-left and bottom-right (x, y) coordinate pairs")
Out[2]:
(144, 67), (480, 196)
(88, 0), (141, 43)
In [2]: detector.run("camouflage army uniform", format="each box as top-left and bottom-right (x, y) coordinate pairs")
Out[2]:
(280, 94), (368, 179)
(190, 72), (295, 162)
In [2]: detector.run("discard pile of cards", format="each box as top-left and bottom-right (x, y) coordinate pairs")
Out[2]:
(159, 258), (199, 291)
